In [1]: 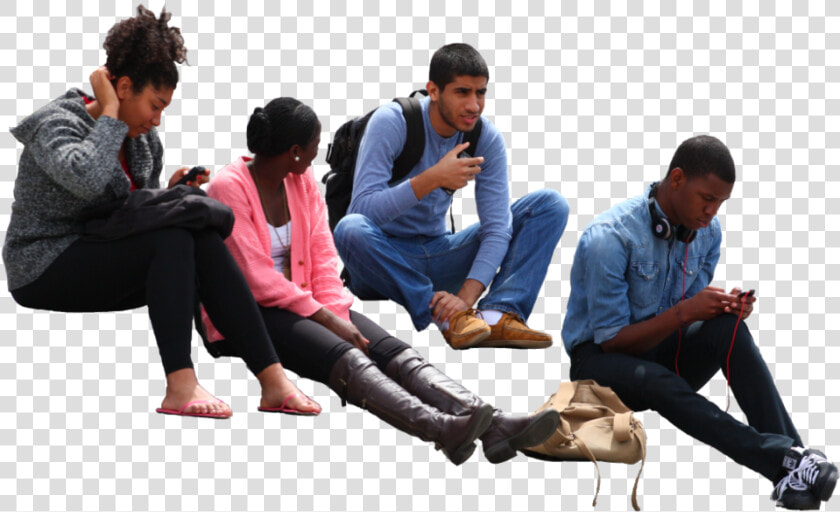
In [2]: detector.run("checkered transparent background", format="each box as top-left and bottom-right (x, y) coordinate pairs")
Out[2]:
(1, 1), (838, 511)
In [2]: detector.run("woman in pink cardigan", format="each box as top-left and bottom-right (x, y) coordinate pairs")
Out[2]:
(204, 98), (559, 465)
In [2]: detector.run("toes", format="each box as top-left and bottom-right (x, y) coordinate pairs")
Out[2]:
(299, 396), (321, 413)
(184, 400), (230, 417)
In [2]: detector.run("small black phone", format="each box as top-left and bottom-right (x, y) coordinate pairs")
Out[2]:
(175, 166), (206, 186)
(737, 289), (755, 299)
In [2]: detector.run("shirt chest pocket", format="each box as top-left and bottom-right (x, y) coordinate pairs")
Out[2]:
(627, 261), (660, 308)
(677, 255), (705, 291)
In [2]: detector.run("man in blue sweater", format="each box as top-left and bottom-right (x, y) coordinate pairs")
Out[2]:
(562, 135), (836, 509)
(334, 43), (569, 350)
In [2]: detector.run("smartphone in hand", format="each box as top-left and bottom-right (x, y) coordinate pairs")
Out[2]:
(175, 166), (206, 186)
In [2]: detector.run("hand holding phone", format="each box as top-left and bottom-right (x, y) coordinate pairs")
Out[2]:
(442, 151), (475, 196)
(175, 166), (206, 186)
(737, 289), (755, 299)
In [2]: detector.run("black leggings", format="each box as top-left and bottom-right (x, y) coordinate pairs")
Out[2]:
(211, 308), (411, 385)
(12, 228), (280, 376)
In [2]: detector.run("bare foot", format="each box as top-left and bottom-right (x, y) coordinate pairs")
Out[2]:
(256, 363), (321, 414)
(158, 368), (232, 418)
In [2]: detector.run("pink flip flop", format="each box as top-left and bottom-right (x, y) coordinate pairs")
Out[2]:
(156, 399), (232, 419)
(258, 393), (320, 416)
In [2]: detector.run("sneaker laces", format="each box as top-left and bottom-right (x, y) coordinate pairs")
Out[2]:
(775, 471), (809, 498)
(794, 455), (822, 487)
(775, 453), (823, 499)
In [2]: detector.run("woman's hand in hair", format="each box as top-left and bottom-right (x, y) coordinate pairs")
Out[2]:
(89, 66), (119, 119)
(310, 307), (370, 356)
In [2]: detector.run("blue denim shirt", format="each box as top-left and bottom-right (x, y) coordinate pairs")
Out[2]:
(562, 185), (722, 354)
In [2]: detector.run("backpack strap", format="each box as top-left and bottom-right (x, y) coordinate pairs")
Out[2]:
(390, 89), (428, 184)
(613, 412), (633, 442)
(570, 436), (602, 509)
(462, 116), (483, 157)
(631, 434), (645, 511)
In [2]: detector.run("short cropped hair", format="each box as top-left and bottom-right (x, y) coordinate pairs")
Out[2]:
(667, 135), (736, 183)
(429, 43), (489, 91)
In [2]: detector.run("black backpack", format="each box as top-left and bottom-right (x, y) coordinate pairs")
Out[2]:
(322, 89), (483, 232)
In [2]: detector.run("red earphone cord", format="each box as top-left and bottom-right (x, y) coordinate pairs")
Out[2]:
(674, 244), (746, 413)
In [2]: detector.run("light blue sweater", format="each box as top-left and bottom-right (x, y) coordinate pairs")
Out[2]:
(348, 96), (512, 287)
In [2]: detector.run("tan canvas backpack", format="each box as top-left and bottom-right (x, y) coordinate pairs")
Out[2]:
(522, 380), (647, 510)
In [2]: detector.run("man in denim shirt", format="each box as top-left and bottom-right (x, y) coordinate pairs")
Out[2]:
(562, 136), (836, 510)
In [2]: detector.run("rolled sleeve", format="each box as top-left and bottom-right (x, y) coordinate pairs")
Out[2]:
(582, 224), (633, 345)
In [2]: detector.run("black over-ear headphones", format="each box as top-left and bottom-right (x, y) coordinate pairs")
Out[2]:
(648, 181), (697, 244)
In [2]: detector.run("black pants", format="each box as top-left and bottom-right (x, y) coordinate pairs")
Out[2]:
(211, 308), (411, 385)
(570, 314), (801, 481)
(12, 228), (280, 376)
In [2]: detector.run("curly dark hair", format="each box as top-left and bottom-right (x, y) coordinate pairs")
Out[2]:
(103, 5), (187, 92)
(247, 98), (320, 157)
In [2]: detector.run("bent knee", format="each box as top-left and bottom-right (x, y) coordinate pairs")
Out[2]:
(148, 227), (194, 249)
(525, 189), (569, 221)
(333, 213), (375, 249)
(700, 314), (756, 351)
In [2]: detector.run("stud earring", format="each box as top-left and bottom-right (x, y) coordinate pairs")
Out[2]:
(295, 156), (300, 161)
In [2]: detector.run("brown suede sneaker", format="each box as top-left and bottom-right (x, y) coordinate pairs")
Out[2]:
(474, 312), (553, 349)
(442, 309), (491, 350)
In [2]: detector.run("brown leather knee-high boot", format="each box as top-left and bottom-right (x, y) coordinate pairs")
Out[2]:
(384, 347), (560, 464)
(328, 349), (494, 465)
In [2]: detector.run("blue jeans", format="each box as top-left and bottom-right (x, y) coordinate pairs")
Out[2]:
(334, 189), (569, 330)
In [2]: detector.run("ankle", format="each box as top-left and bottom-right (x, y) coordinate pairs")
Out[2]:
(165, 367), (199, 391)
(256, 363), (293, 390)
(480, 309), (504, 326)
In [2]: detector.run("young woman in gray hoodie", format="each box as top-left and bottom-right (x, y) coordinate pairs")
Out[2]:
(4, 6), (320, 418)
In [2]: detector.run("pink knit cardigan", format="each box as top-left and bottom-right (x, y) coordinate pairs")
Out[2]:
(202, 156), (353, 341)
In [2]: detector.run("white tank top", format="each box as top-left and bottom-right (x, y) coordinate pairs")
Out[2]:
(268, 220), (291, 275)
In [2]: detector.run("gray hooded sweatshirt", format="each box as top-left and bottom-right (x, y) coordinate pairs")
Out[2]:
(4, 88), (163, 290)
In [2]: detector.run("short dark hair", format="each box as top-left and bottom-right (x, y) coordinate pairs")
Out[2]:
(246, 97), (320, 157)
(429, 43), (489, 91)
(667, 135), (736, 183)
(103, 5), (187, 93)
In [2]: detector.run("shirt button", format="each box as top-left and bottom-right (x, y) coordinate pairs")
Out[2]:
(301, 283), (307, 288)
(688, 270), (694, 275)
(298, 260), (304, 265)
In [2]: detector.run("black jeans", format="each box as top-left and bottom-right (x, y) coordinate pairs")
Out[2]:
(12, 228), (280, 375)
(210, 308), (411, 385)
(570, 314), (801, 481)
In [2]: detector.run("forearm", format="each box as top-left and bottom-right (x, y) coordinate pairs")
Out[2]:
(34, 116), (128, 200)
(601, 303), (687, 355)
(308, 307), (334, 326)
(466, 232), (510, 286)
(349, 179), (418, 227)
(457, 279), (486, 308)
(409, 167), (441, 200)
